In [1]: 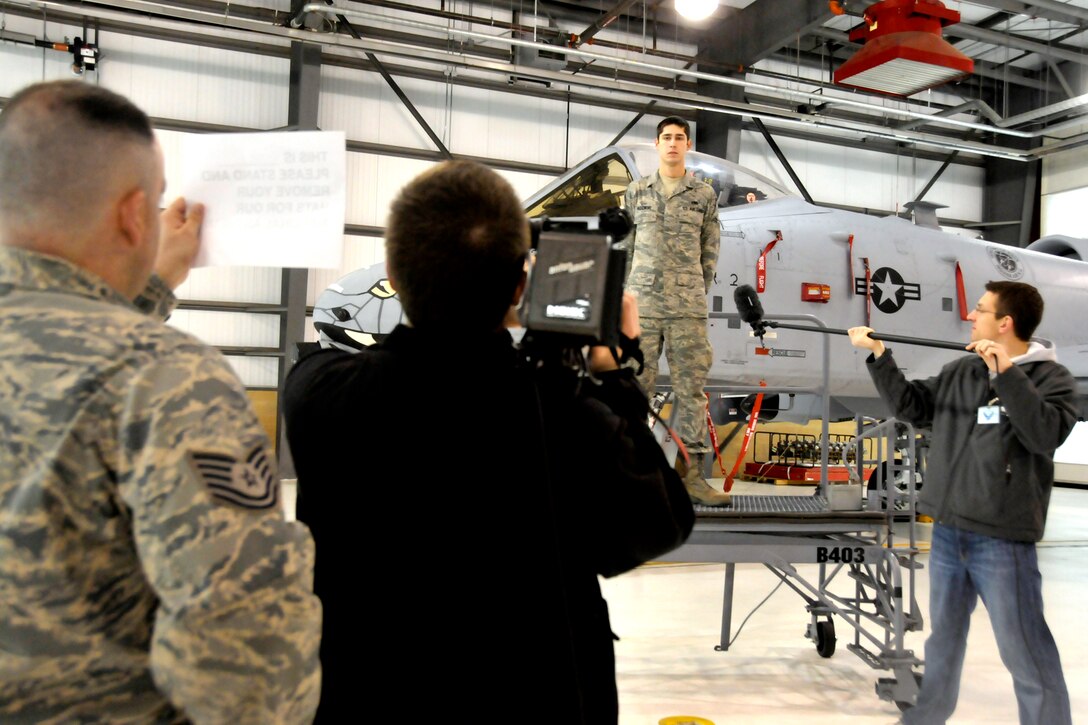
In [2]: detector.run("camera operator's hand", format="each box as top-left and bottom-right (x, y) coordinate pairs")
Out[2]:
(588, 292), (640, 373)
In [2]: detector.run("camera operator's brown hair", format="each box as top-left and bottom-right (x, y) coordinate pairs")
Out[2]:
(385, 160), (529, 332)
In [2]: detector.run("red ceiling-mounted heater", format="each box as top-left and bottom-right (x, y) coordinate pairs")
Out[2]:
(834, 0), (974, 97)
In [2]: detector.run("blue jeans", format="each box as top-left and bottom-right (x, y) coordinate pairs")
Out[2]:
(904, 524), (1071, 725)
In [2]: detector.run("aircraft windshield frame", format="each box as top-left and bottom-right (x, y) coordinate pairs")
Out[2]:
(622, 144), (794, 206)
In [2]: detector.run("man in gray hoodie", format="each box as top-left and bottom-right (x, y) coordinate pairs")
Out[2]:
(848, 280), (1076, 725)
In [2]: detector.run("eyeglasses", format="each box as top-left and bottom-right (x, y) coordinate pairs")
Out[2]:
(973, 307), (1005, 317)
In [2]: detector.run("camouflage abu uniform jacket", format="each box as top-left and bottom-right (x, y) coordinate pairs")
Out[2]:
(0, 248), (321, 725)
(623, 171), (720, 318)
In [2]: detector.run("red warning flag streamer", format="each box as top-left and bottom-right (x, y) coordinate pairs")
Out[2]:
(756, 232), (782, 292)
(862, 256), (872, 326)
(847, 234), (855, 292)
(720, 381), (767, 493)
(706, 398), (727, 477)
(955, 262), (969, 321)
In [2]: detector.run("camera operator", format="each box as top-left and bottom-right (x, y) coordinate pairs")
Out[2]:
(283, 159), (694, 723)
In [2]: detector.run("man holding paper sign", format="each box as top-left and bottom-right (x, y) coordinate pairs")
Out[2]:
(0, 81), (321, 723)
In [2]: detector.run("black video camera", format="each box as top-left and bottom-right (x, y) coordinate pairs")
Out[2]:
(518, 207), (632, 352)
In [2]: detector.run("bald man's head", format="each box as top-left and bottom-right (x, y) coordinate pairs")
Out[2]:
(0, 81), (159, 244)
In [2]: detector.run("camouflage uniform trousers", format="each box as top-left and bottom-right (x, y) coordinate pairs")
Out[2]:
(637, 316), (712, 455)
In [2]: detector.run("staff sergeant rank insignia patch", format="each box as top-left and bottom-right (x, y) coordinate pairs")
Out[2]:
(189, 447), (279, 509)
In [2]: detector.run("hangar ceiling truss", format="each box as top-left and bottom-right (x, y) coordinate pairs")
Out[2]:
(2, 0), (1088, 161)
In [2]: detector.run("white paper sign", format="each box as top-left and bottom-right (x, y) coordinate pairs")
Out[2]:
(179, 131), (346, 269)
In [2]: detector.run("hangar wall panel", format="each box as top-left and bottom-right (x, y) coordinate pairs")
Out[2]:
(344, 152), (435, 227)
(319, 71), (467, 150)
(320, 65), (388, 142)
(222, 356), (281, 388)
(0, 15), (103, 92)
(0, 18), (289, 129)
(168, 310), (281, 348)
(175, 266), (283, 304)
(740, 130), (983, 223)
(1042, 188), (1088, 238)
(1042, 144), (1088, 196)
(449, 84), (562, 164)
(320, 63), (661, 172)
(307, 235), (384, 307)
(99, 35), (289, 128)
(1042, 146), (1088, 238)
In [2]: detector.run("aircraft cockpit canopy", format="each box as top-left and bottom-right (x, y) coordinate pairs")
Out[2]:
(524, 154), (634, 219)
(625, 144), (793, 208)
(523, 144), (795, 223)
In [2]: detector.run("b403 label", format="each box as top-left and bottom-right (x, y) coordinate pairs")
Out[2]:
(816, 546), (865, 563)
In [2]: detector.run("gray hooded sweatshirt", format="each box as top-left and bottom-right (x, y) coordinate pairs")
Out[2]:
(867, 340), (1077, 542)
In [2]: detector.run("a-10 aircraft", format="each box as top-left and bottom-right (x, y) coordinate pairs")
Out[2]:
(523, 143), (1088, 423)
(313, 143), (1088, 423)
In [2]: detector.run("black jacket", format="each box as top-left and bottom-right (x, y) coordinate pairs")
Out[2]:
(283, 325), (694, 723)
(867, 344), (1076, 542)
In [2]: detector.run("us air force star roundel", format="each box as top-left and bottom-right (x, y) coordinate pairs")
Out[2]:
(189, 447), (279, 509)
(854, 267), (921, 314)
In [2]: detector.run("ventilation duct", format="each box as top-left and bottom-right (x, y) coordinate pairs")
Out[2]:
(834, 0), (973, 97)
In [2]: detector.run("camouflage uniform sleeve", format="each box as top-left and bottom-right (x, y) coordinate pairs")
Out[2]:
(132, 273), (178, 321)
(700, 186), (720, 293)
(622, 183), (638, 282)
(111, 342), (321, 724)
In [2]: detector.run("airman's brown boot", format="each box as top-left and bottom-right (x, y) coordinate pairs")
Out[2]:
(676, 453), (731, 507)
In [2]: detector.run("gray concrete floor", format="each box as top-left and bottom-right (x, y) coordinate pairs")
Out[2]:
(603, 480), (1087, 725)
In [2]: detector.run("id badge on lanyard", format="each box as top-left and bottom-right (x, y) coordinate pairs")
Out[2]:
(978, 395), (1001, 425)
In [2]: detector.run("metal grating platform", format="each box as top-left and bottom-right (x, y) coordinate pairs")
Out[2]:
(727, 494), (827, 513)
(694, 494), (887, 521)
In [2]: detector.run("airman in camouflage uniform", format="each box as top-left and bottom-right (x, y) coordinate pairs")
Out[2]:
(623, 117), (728, 506)
(0, 81), (321, 724)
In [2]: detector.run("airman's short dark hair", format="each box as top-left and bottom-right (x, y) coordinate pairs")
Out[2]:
(656, 117), (691, 139)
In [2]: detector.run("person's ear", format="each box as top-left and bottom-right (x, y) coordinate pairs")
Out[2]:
(999, 314), (1014, 336)
(117, 187), (148, 249)
(512, 267), (528, 307)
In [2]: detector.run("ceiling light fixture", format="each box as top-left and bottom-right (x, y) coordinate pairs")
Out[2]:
(834, 0), (973, 97)
(675, 0), (719, 22)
